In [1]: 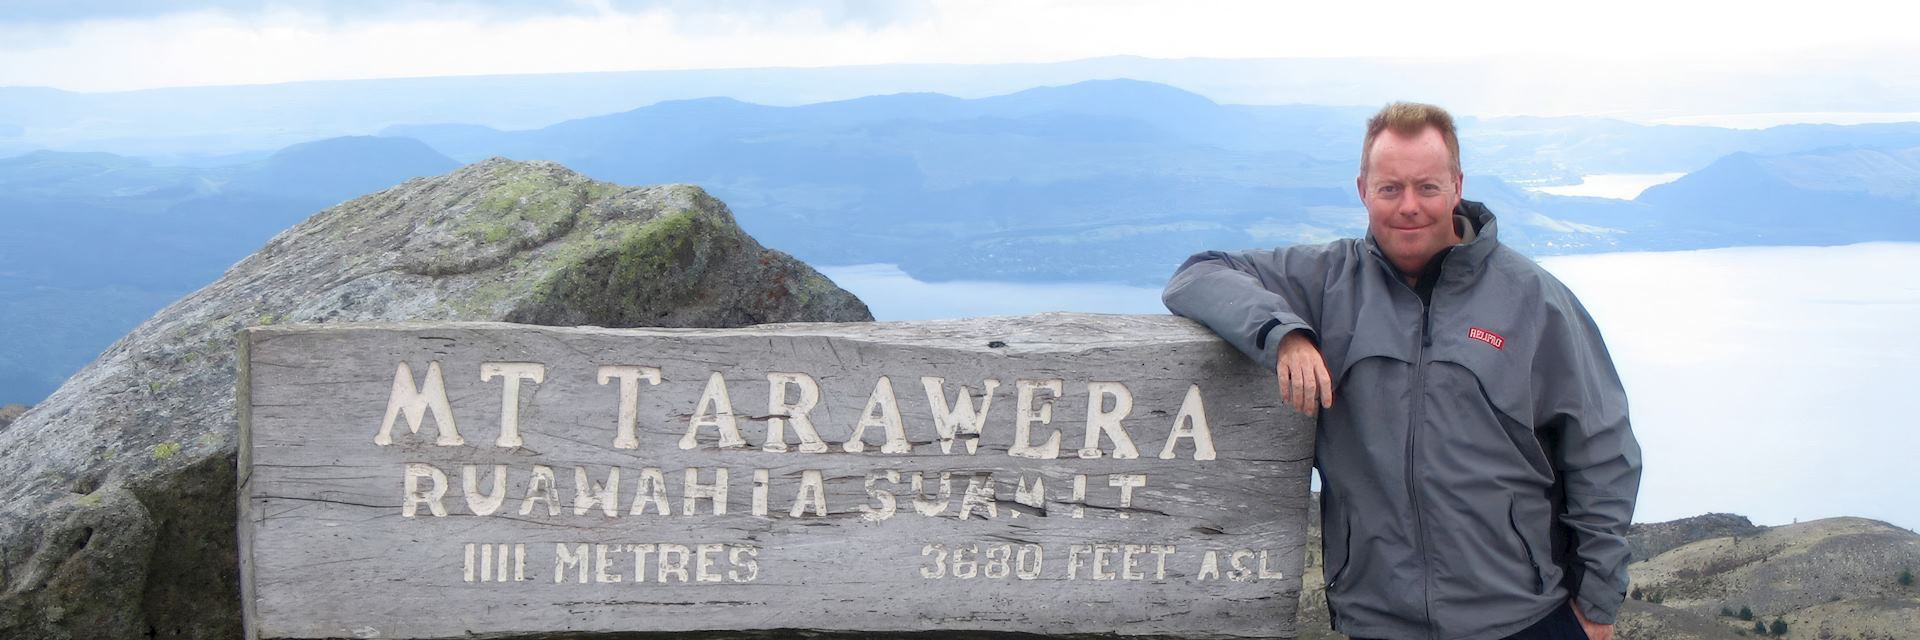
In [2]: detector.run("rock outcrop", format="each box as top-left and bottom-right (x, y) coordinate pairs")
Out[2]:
(0, 158), (870, 639)
(1628, 512), (1767, 562)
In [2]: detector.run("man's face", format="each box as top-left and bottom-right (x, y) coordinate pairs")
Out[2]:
(1358, 126), (1464, 276)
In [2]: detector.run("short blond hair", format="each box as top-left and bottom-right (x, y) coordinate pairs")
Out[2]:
(1361, 102), (1460, 175)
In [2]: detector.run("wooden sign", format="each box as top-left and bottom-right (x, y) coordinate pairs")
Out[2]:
(237, 313), (1314, 639)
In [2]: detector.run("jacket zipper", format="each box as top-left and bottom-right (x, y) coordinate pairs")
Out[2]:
(1409, 298), (1435, 640)
(1421, 303), (1434, 348)
(1373, 246), (1444, 639)
(1398, 246), (1448, 640)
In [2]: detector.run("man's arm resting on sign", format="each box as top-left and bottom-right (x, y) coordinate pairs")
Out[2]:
(1161, 246), (1337, 415)
(1276, 330), (1333, 415)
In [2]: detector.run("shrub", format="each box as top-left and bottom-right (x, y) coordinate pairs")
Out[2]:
(1630, 587), (1643, 600)
(1770, 618), (1788, 636)
(1901, 568), (1913, 587)
(1741, 605), (1755, 620)
(1754, 620), (1768, 635)
(1722, 605), (1736, 617)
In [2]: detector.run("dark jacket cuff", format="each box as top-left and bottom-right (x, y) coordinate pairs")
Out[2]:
(1254, 318), (1284, 350)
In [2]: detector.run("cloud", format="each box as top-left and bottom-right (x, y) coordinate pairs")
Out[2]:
(0, 0), (921, 28)
(2, 0), (1917, 93)
(0, 2), (944, 90)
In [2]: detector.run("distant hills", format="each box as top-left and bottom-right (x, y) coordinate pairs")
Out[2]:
(8, 52), (1920, 157)
(1632, 147), (1920, 245)
(0, 137), (457, 402)
(361, 79), (1920, 280)
(3, 78), (1920, 403)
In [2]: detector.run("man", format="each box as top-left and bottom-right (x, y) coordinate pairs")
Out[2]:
(1162, 102), (1641, 640)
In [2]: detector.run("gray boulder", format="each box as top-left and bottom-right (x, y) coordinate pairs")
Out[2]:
(0, 158), (870, 639)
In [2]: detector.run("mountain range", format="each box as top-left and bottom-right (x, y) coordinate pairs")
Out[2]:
(0, 137), (458, 402)
(8, 52), (1920, 158)
(4, 79), (1919, 403)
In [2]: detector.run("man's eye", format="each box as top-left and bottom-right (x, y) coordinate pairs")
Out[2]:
(1420, 184), (1443, 195)
(1378, 185), (1400, 195)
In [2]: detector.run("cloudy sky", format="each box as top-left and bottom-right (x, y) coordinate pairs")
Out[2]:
(2, 0), (1917, 92)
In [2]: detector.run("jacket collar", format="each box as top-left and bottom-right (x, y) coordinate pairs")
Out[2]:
(1363, 199), (1501, 283)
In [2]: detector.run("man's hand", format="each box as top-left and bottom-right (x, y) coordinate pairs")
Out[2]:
(1570, 600), (1611, 640)
(1276, 331), (1333, 415)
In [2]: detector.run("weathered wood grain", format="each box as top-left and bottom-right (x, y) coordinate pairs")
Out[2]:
(238, 313), (1315, 639)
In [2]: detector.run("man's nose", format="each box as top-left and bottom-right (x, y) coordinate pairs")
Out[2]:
(1397, 197), (1424, 217)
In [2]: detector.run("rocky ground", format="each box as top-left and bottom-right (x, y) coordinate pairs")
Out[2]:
(1296, 498), (1920, 640)
(1630, 517), (1920, 639)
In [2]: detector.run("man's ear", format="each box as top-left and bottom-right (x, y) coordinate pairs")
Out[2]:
(1454, 171), (1466, 198)
(1355, 173), (1368, 202)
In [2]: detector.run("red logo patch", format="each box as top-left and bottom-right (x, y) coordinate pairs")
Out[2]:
(1468, 327), (1505, 350)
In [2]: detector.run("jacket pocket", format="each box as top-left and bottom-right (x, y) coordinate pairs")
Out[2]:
(1507, 495), (1546, 596)
(1325, 505), (1354, 592)
(1322, 504), (1354, 626)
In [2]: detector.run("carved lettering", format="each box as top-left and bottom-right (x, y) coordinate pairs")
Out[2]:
(573, 466), (620, 517)
(681, 372), (747, 450)
(597, 365), (661, 449)
(1079, 381), (1139, 459)
(402, 463), (448, 517)
(764, 372), (828, 453)
(682, 467), (728, 515)
(1160, 384), (1217, 461)
(955, 472), (997, 521)
(480, 362), (544, 448)
(842, 375), (909, 454)
(461, 464), (508, 516)
(860, 470), (900, 522)
(375, 361), (462, 446)
(789, 469), (827, 517)
(1010, 379), (1063, 459)
(921, 376), (998, 454)
(519, 465), (559, 516)
(630, 467), (670, 516)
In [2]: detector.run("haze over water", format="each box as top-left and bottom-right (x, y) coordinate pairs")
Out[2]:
(821, 242), (1920, 532)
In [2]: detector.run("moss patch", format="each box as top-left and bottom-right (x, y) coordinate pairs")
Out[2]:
(508, 208), (741, 327)
(151, 442), (181, 460)
(610, 210), (700, 284)
(456, 166), (588, 247)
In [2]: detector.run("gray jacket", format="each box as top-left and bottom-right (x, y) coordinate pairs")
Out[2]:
(1162, 201), (1641, 640)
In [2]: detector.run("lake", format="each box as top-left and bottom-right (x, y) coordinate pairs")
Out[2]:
(820, 242), (1920, 532)
(1526, 173), (1687, 200)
